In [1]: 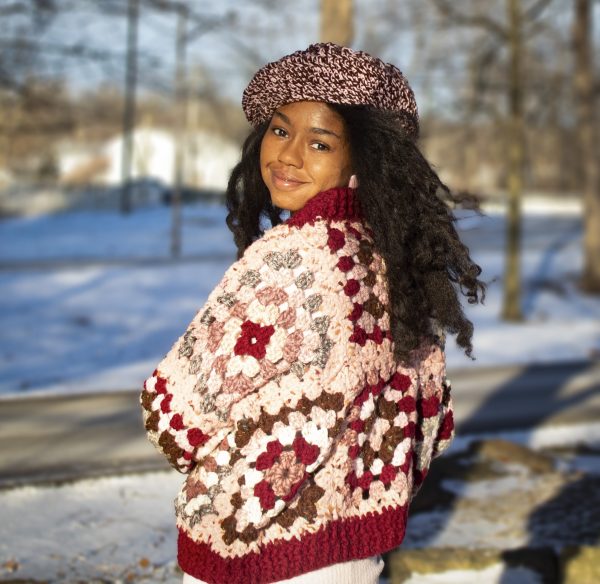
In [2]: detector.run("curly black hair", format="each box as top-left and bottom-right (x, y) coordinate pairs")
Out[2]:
(224, 103), (487, 363)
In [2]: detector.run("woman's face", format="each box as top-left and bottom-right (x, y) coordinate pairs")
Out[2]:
(260, 100), (353, 212)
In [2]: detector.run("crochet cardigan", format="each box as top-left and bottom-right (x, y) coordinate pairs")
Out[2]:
(140, 186), (454, 584)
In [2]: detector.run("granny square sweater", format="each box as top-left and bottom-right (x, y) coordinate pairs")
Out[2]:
(140, 186), (454, 584)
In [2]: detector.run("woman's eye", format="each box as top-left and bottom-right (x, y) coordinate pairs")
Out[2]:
(311, 142), (330, 151)
(272, 127), (287, 137)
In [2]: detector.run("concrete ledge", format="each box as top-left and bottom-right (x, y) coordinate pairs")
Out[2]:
(385, 546), (600, 584)
(560, 546), (600, 584)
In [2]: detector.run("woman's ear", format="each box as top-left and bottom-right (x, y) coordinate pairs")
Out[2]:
(348, 174), (358, 188)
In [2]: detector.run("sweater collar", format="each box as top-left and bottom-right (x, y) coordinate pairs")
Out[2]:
(284, 187), (363, 228)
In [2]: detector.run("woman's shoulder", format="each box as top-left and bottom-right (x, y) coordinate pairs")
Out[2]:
(253, 216), (373, 251)
(229, 217), (380, 305)
(240, 218), (353, 265)
(249, 220), (328, 250)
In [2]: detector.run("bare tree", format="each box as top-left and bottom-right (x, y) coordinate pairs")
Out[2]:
(0, 0), (59, 91)
(320, 0), (354, 46)
(573, 0), (600, 293)
(502, 0), (525, 321)
(430, 0), (555, 321)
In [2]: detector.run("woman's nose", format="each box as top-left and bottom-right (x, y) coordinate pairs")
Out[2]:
(277, 138), (303, 167)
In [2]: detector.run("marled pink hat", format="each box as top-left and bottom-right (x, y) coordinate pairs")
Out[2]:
(242, 42), (419, 139)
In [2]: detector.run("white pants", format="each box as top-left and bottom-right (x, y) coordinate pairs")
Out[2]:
(182, 554), (385, 584)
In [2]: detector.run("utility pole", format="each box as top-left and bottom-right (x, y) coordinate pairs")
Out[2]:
(171, 3), (188, 257)
(501, 0), (524, 321)
(120, 0), (139, 215)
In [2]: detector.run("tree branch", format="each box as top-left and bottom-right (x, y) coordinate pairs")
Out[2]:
(524, 0), (554, 22)
(431, 0), (508, 40)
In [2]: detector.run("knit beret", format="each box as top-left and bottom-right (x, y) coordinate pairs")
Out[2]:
(242, 42), (419, 139)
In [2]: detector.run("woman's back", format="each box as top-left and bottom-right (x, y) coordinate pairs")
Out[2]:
(141, 186), (453, 583)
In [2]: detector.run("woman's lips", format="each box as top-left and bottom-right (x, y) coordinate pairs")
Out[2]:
(270, 170), (307, 190)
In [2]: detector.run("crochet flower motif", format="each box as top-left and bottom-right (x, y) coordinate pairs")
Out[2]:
(253, 435), (319, 510)
(233, 320), (275, 360)
(264, 451), (306, 497)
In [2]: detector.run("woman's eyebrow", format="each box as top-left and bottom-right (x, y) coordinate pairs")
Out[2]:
(273, 111), (291, 124)
(310, 127), (341, 139)
(273, 110), (342, 140)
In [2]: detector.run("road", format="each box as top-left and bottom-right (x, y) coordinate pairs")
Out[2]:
(0, 359), (599, 488)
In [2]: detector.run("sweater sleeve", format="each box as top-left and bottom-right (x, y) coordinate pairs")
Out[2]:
(140, 228), (346, 474)
(412, 334), (455, 490)
(178, 359), (355, 538)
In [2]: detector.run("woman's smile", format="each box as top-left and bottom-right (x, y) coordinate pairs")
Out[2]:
(270, 169), (308, 190)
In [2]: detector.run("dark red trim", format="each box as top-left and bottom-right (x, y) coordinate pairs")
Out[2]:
(178, 503), (408, 583)
(285, 187), (363, 228)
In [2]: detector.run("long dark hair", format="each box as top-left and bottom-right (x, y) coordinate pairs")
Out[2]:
(224, 103), (487, 363)
(224, 120), (278, 253)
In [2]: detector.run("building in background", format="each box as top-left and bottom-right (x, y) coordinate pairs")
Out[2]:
(60, 126), (239, 191)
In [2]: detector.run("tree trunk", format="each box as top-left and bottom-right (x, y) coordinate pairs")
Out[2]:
(573, 0), (600, 293)
(320, 0), (354, 46)
(501, 0), (524, 321)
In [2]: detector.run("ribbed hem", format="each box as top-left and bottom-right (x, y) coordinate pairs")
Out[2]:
(183, 554), (384, 584)
(178, 504), (407, 584)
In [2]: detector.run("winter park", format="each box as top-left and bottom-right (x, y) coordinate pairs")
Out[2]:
(1, 2), (600, 584)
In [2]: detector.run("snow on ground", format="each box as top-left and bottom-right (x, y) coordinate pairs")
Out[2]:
(445, 419), (600, 456)
(1, 421), (597, 583)
(0, 470), (183, 583)
(0, 200), (234, 261)
(0, 191), (597, 581)
(0, 197), (599, 398)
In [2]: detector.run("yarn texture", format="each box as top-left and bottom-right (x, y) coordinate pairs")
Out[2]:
(140, 186), (454, 584)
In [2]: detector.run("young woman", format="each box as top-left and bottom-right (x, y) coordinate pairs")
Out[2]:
(141, 42), (486, 584)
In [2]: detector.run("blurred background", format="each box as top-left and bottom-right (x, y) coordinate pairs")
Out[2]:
(1, 1), (600, 583)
